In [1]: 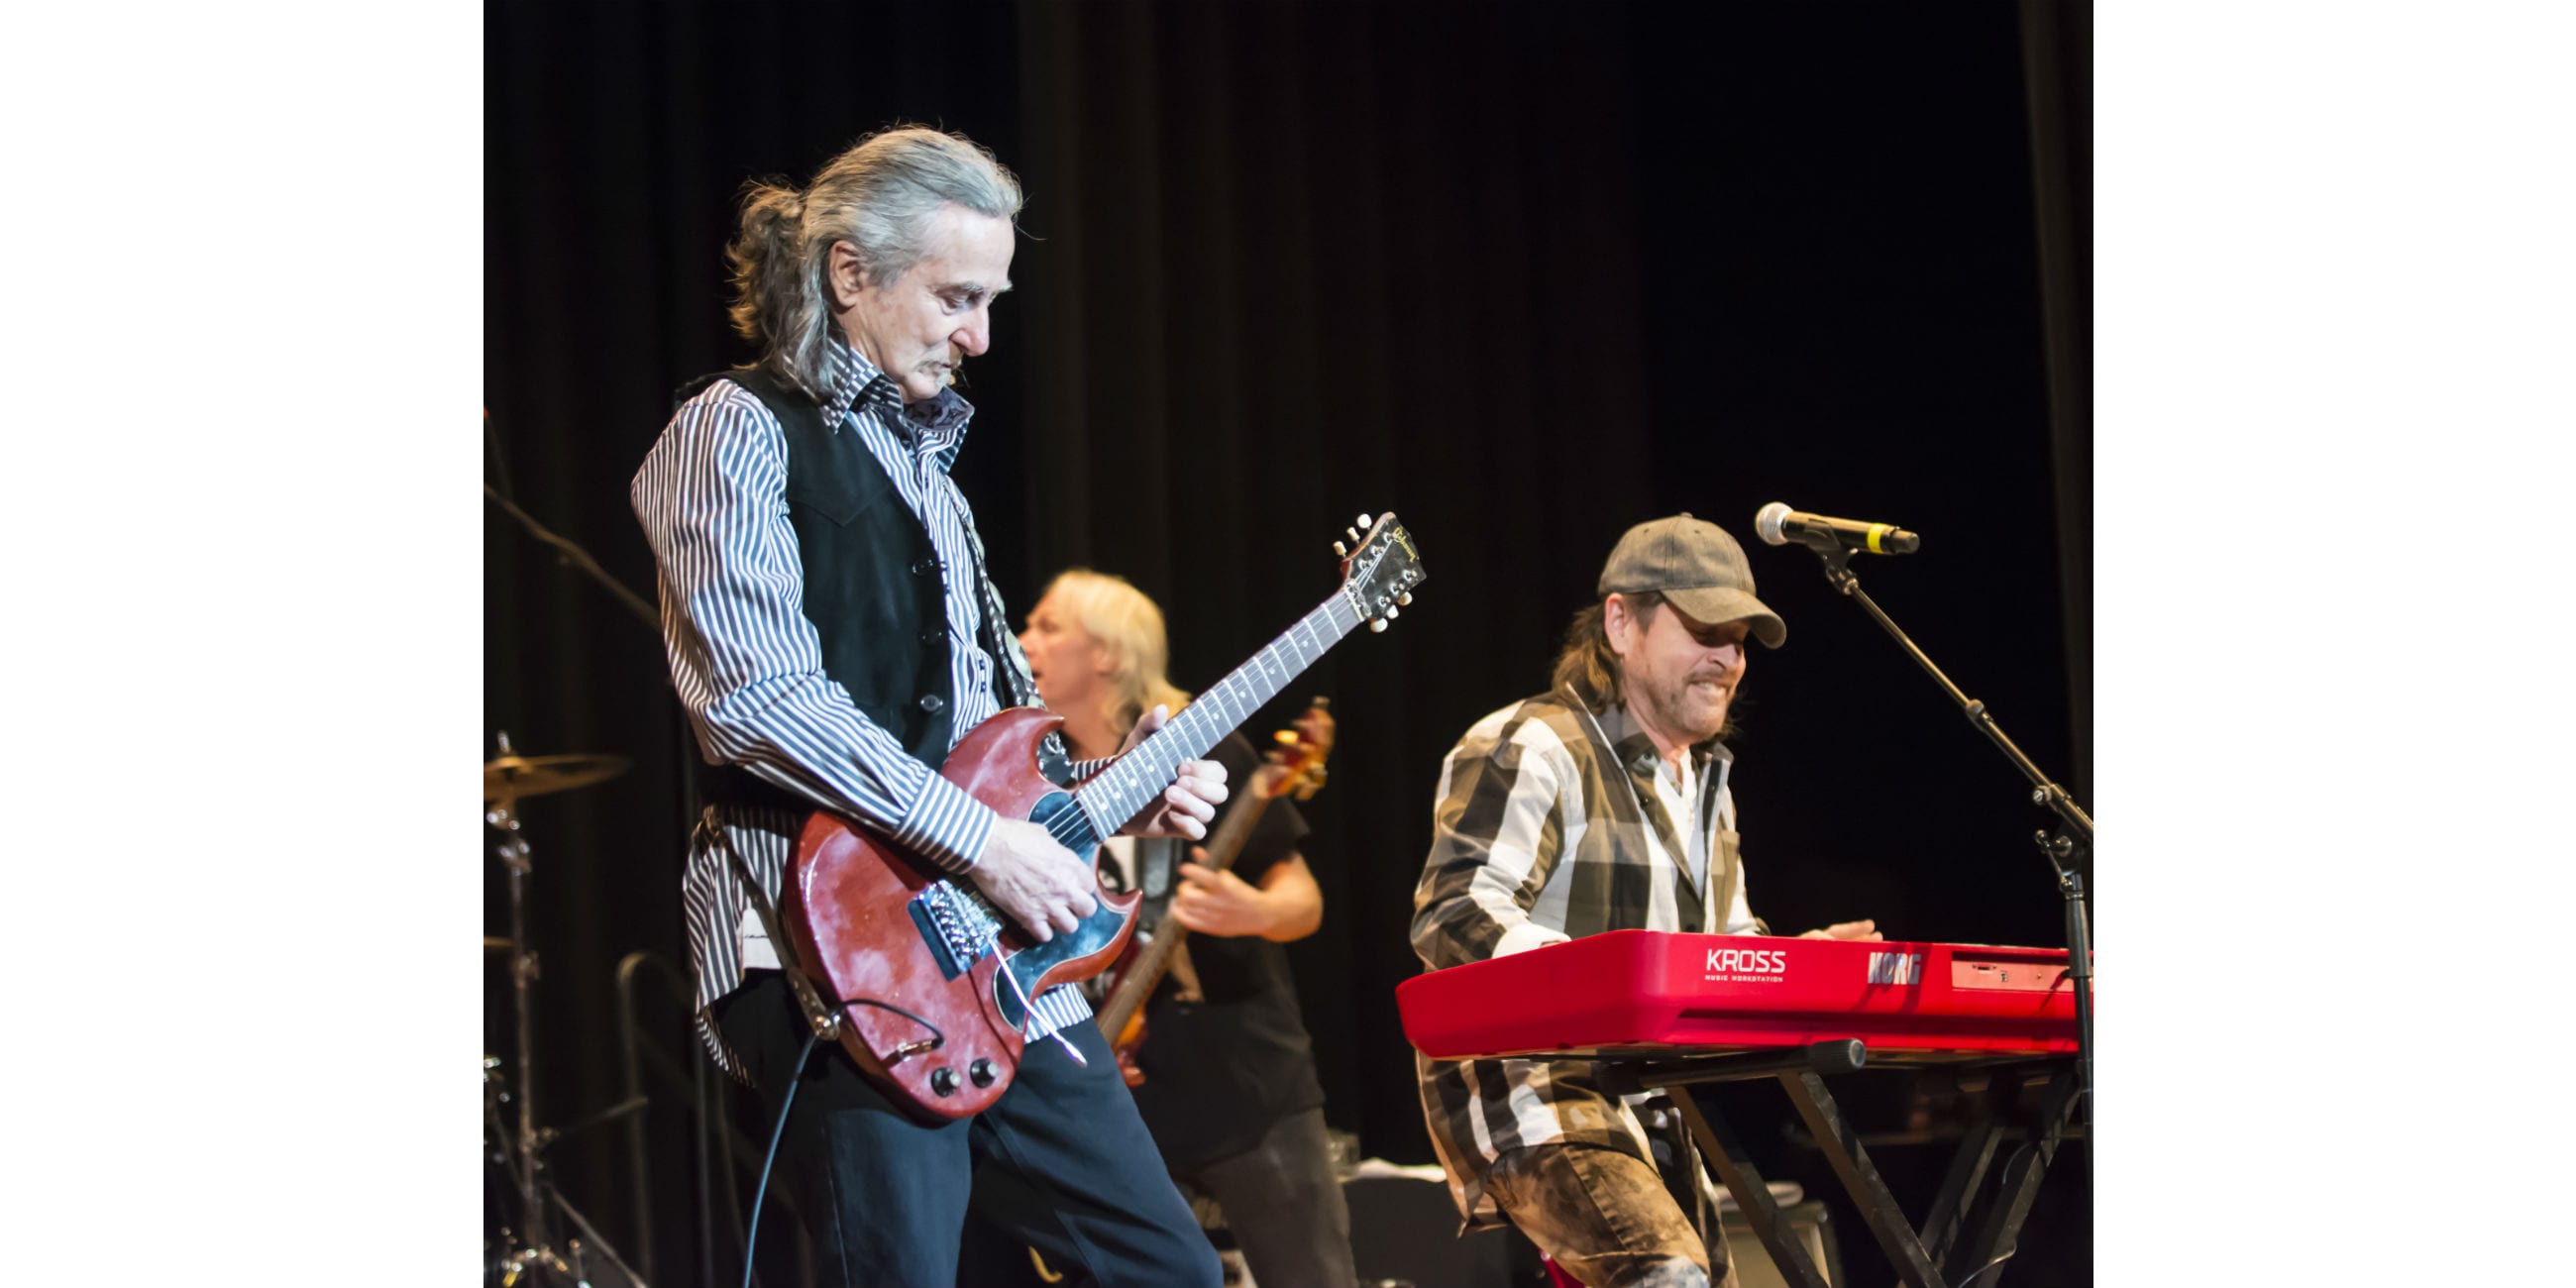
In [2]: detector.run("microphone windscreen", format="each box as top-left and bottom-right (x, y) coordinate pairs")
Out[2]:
(1754, 502), (1794, 546)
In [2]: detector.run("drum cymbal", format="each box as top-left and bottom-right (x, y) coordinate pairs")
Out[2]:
(484, 752), (630, 803)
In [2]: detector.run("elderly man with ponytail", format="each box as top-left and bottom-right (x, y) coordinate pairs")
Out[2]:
(631, 127), (1229, 1288)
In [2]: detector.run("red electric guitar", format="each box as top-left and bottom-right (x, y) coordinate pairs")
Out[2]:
(782, 514), (1424, 1120)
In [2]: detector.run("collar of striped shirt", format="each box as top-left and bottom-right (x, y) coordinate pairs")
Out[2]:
(818, 337), (976, 448)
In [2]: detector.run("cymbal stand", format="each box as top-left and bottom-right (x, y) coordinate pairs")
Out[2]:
(488, 781), (570, 1282)
(489, 763), (550, 1243)
(1791, 543), (2093, 1186)
(486, 731), (651, 1286)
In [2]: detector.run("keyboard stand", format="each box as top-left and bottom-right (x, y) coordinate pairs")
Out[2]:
(1597, 1040), (2082, 1288)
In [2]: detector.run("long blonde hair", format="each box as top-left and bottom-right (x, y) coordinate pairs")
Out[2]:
(1042, 570), (1192, 731)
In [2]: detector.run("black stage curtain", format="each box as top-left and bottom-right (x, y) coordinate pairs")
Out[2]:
(486, 3), (2089, 1282)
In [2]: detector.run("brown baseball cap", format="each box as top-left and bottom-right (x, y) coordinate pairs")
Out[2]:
(1597, 513), (1786, 648)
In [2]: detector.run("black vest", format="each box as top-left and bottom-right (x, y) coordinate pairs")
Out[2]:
(676, 367), (1015, 792)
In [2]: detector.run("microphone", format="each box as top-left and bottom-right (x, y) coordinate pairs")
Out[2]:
(1755, 502), (1920, 555)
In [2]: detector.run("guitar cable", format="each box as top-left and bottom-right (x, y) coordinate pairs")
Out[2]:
(742, 1026), (822, 1288)
(739, 970), (963, 1288)
(710, 813), (964, 1288)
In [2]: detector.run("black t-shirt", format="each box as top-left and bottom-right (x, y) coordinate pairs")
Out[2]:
(1100, 731), (1326, 1173)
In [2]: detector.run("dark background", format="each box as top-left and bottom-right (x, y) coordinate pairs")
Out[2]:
(486, 1), (2091, 1283)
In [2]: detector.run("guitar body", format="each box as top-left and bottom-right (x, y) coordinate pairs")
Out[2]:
(783, 706), (1142, 1121)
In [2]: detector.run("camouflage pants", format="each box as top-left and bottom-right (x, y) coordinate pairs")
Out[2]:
(1486, 1142), (1738, 1288)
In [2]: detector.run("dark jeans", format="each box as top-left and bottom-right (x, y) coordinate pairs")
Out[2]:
(715, 970), (1220, 1288)
(1183, 1105), (1357, 1288)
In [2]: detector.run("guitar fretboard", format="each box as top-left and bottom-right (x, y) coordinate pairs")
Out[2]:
(1072, 596), (1356, 838)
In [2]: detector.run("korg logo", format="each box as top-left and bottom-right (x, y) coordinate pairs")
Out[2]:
(1705, 947), (1787, 977)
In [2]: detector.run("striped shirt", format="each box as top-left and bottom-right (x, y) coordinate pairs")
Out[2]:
(631, 338), (1092, 1075)
(1410, 688), (1766, 1228)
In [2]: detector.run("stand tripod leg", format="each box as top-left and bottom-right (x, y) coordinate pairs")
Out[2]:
(1779, 1071), (1949, 1288)
(548, 1181), (653, 1288)
(1665, 1089), (1833, 1288)
(1921, 1070), (2017, 1265)
(1947, 1062), (2082, 1287)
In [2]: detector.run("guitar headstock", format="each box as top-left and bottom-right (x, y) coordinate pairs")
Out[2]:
(1335, 512), (1426, 633)
(1256, 698), (1336, 802)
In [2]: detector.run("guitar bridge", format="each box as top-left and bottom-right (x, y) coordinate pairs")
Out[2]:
(910, 881), (1002, 981)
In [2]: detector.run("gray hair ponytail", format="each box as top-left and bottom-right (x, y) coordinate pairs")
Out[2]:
(724, 126), (1024, 399)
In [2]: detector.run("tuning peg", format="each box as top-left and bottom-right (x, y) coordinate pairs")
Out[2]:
(1384, 604), (1399, 619)
(1356, 513), (1374, 530)
(1333, 540), (1348, 558)
(1397, 591), (1412, 606)
(1369, 618), (1389, 632)
(1345, 527), (1360, 544)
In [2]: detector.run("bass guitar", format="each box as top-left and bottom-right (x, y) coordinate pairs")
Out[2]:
(1096, 699), (1336, 1084)
(782, 513), (1424, 1120)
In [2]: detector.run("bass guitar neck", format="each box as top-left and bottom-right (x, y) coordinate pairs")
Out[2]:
(1094, 781), (1274, 1041)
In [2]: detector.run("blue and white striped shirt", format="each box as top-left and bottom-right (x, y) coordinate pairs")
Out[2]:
(632, 338), (1092, 1072)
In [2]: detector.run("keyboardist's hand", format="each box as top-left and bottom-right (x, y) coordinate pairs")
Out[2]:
(1798, 918), (1883, 941)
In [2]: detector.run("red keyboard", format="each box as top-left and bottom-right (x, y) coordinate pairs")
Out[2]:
(1398, 930), (2082, 1060)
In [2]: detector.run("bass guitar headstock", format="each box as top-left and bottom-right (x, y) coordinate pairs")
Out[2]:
(1256, 698), (1336, 803)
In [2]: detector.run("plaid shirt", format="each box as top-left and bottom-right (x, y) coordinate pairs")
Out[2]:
(1410, 687), (1766, 1228)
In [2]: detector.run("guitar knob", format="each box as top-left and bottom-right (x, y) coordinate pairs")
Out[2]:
(968, 1058), (998, 1088)
(1369, 618), (1388, 633)
(929, 1066), (960, 1097)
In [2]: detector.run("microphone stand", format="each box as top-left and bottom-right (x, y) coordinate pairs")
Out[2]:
(485, 483), (662, 633)
(1791, 540), (2093, 1180)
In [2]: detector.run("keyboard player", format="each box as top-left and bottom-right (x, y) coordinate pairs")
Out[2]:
(1410, 514), (1883, 1288)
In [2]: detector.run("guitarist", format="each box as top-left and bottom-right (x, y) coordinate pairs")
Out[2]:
(1008, 569), (1358, 1288)
(630, 129), (1231, 1288)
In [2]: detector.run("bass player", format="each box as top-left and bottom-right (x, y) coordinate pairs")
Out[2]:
(1004, 568), (1358, 1288)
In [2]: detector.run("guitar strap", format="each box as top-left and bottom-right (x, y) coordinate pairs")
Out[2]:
(698, 806), (847, 1043)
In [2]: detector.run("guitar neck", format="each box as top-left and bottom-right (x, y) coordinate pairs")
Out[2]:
(1073, 594), (1354, 838)
(1095, 783), (1281, 1038)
